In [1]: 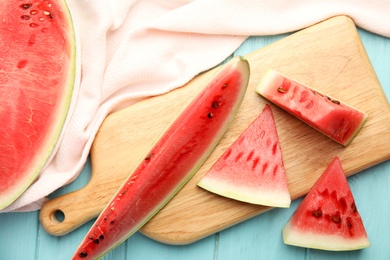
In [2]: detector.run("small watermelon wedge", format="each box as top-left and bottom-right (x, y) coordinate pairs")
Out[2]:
(283, 157), (370, 251)
(256, 69), (368, 146)
(198, 104), (291, 208)
(0, 0), (76, 209)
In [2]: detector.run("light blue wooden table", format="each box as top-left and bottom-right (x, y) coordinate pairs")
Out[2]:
(1, 26), (389, 260)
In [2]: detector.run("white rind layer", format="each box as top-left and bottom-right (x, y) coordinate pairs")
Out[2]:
(198, 175), (291, 208)
(282, 221), (370, 251)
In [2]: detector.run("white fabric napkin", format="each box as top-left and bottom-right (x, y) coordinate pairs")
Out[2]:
(3, 0), (390, 212)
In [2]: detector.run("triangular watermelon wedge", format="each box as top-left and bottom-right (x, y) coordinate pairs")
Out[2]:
(283, 157), (370, 251)
(197, 104), (291, 208)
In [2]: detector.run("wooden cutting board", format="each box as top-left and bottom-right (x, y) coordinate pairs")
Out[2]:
(39, 16), (390, 244)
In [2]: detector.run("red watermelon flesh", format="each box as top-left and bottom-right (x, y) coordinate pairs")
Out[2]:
(0, 0), (76, 209)
(283, 157), (370, 251)
(256, 69), (367, 146)
(198, 104), (291, 208)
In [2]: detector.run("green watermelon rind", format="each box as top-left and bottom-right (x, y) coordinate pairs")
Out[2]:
(0, 0), (77, 210)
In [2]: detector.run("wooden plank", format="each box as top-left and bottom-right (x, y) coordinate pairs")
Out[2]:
(39, 16), (390, 245)
(0, 212), (39, 259)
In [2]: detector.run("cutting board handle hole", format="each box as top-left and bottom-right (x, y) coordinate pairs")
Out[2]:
(51, 209), (65, 224)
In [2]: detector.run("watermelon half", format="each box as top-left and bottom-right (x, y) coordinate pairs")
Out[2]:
(256, 69), (368, 146)
(0, 0), (76, 209)
(283, 157), (370, 251)
(198, 104), (291, 208)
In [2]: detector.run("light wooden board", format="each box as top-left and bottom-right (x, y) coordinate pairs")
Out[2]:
(39, 16), (390, 244)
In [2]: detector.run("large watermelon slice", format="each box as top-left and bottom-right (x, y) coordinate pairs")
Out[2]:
(283, 157), (370, 251)
(256, 69), (368, 146)
(198, 104), (291, 208)
(0, 0), (76, 209)
(72, 56), (250, 259)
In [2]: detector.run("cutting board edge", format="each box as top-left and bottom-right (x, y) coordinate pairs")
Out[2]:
(140, 206), (274, 245)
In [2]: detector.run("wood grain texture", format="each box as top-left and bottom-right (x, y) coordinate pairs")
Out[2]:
(39, 16), (390, 245)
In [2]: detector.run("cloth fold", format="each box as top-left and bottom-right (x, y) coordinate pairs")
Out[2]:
(3, 0), (390, 212)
